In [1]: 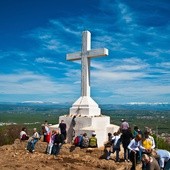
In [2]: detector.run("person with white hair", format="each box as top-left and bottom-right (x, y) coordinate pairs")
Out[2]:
(27, 128), (40, 153)
(120, 119), (129, 134)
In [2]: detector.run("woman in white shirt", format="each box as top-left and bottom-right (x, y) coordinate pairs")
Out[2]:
(128, 134), (142, 170)
(20, 127), (29, 140)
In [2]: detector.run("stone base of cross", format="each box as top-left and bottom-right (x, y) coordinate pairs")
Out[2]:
(69, 96), (100, 116)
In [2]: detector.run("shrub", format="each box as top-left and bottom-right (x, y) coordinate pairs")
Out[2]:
(0, 125), (23, 146)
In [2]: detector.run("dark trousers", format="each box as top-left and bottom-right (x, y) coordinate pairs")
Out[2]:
(52, 144), (62, 155)
(130, 151), (139, 170)
(61, 132), (67, 140)
(124, 147), (130, 160)
(27, 139), (38, 152)
(112, 148), (120, 162)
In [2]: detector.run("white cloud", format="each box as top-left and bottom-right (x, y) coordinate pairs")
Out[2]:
(35, 57), (56, 64)
(92, 70), (145, 81)
(144, 51), (159, 57)
(0, 71), (75, 95)
(118, 3), (133, 24)
(49, 20), (80, 36)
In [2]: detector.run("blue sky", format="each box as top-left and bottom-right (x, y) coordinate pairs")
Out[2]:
(0, 0), (170, 104)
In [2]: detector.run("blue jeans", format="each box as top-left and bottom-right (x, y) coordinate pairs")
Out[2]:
(52, 144), (62, 155)
(27, 138), (38, 152)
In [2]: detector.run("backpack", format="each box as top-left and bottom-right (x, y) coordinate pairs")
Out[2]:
(74, 135), (83, 146)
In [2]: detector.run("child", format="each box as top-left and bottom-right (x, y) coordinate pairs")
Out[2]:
(112, 132), (121, 162)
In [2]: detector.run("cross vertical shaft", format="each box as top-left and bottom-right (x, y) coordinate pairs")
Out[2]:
(81, 31), (91, 97)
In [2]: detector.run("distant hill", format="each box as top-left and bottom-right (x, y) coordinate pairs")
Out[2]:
(101, 103), (170, 111)
(0, 102), (170, 111)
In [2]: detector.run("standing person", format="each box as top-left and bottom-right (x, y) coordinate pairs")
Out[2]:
(120, 119), (129, 134)
(20, 127), (29, 141)
(121, 127), (134, 162)
(59, 120), (67, 141)
(42, 120), (50, 142)
(128, 134), (142, 170)
(46, 130), (56, 155)
(53, 129), (64, 157)
(112, 132), (121, 162)
(142, 154), (160, 170)
(44, 123), (51, 143)
(89, 132), (98, 148)
(27, 128), (40, 153)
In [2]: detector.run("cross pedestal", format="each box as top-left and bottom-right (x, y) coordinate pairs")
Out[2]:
(69, 96), (101, 116)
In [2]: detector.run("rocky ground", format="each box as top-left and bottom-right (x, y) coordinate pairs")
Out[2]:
(0, 139), (142, 170)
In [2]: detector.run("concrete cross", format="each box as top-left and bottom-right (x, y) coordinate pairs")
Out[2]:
(66, 31), (108, 97)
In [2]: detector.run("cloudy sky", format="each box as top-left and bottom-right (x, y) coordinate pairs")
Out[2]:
(0, 0), (169, 104)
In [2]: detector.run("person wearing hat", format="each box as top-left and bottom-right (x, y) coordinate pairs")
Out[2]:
(89, 132), (98, 148)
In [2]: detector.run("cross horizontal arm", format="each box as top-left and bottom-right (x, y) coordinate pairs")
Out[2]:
(66, 51), (81, 61)
(66, 48), (108, 61)
(87, 48), (108, 58)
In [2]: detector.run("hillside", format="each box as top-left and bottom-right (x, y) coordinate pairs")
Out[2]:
(0, 139), (142, 170)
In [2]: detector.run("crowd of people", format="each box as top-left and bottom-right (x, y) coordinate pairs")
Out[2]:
(103, 119), (170, 170)
(19, 119), (170, 170)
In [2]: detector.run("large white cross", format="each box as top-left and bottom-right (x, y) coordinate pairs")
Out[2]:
(66, 31), (108, 97)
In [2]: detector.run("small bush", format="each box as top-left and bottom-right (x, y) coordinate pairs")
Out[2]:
(153, 134), (170, 151)
(0, 125), (23, 146)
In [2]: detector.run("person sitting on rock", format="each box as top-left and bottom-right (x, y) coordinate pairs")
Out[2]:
(20, 127), (29, 141)
(141, 129), (155, 155)
(82, 133), (89, 148)
(27, 128), (40, 153)
(103, 141), (112, 160)
(128, 134), (142, 170)
(89, 132), (98, 148)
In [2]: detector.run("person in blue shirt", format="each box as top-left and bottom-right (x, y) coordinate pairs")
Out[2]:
(154, 149), (170, 170)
